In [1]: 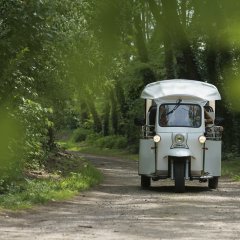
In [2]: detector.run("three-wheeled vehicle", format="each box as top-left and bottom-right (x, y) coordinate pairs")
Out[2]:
(136, 79), (223, 192)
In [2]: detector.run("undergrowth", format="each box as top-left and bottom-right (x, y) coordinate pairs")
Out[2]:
(57, 129), (138, 161)
(0, 152), (102, 210)
(222, 156), (240, 181)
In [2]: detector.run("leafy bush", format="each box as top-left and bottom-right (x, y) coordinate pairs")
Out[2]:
(113, 136), (128, 149)
(0, 108), (25, 192)
(85, 133), (103, 144)
(0, 99), (54, 192)
(71, 128), (93, 142)
(94, 135), (128, 149)
(18, 98), (53, 168)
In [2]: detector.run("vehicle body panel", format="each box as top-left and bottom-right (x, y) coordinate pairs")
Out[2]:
(205, 140), (221, 176)
(138, 139), (155, 175)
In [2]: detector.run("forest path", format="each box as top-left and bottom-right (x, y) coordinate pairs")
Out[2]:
(1, 153), (240, 240)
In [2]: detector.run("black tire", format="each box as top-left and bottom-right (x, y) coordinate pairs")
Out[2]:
(141, 175), (151, 189)
(174, 160), (185, 193)
(208, 177), (219, 189)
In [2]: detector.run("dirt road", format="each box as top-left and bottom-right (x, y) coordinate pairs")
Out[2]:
(1, 154), (240, 240)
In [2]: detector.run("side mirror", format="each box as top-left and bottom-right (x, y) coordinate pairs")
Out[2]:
(214, 117), (224, 126)
(134, 117), (145, 126)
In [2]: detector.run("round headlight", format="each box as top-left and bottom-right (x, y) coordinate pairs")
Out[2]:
(199, 135), (206, 144)
(153, 135), (161, 143)
(175, 134), (184, 144)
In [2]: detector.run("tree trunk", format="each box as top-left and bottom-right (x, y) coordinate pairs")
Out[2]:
(80, 102), (89, 124)
(103, 102), (110, 136)
(115, 80), (127, 118)
(134, 13), (149, 63)
(47, 127), (56, 151)
(110, 89), (118, 134)
(86, 99), (102, 133)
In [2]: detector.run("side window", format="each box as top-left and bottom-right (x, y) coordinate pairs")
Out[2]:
(148, 106), (157, 125)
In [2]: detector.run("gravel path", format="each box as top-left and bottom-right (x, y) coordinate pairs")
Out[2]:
(1, 154), (240, 240)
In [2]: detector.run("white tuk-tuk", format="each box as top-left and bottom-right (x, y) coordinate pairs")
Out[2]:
(136, 79), (223, 192)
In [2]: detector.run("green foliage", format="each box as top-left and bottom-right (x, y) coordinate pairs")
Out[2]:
(63, 129), (128, 150)
(59, 163), (101, 191)
(71, 128), (93, 142)
(0, 0), (75, 183)
(0, 98), (54, 191)
(94, 135), (128, 149)
(0, 108), (24, 190)
(85, 133), (103, 144)
(0, 157), (102, 210)
(222, 157), (240, 181)
(18, 98), (53, 167)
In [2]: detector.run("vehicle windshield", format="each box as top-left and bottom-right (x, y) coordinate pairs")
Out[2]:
(159, 103), (201, 127)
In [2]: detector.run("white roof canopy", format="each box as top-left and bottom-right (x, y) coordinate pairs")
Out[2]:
(141, 79), (221, 101)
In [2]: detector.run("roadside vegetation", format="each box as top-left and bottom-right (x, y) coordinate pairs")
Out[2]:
(0, 150), (102, 210)
(57, 129), (138, 161)
(222, 156), (240, 181)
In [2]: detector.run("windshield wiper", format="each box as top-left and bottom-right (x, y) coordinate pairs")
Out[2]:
(166, 99), (182, 116)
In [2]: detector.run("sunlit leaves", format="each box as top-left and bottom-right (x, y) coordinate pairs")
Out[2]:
(0, 108), (24, 186)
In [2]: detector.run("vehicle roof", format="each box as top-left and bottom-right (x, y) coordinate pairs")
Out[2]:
(141, 79), (221, 101)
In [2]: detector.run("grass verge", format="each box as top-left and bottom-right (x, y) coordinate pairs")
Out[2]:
(222, 157), (240, 181)
(0, 152), (102, 210)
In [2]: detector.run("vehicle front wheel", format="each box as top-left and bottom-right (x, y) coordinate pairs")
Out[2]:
(174, 160), (185, 193)
(208, 177), (219, 189)
(141, 175), (151, 189)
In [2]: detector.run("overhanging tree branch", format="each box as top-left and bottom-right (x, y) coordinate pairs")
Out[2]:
(147, 0), (175, 78)
(161, 0), (201, 80)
